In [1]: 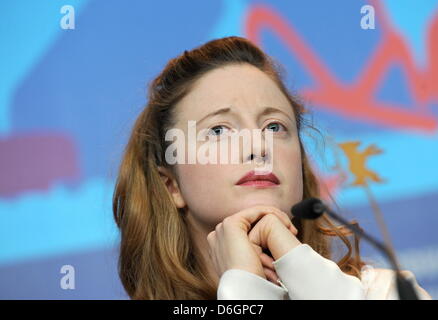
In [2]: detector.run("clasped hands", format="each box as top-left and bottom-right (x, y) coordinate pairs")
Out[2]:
(207, 206), (302, 285)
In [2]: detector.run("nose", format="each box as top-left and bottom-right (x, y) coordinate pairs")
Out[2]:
(243, 130), (271, 166)
(248, 148), (267, 164)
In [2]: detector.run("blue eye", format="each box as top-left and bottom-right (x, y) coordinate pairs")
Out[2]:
(208, 125), (229, 136)
(264, 122), (286, 132)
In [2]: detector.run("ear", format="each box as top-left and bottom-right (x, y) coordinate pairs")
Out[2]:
(157, 166), (186, 209)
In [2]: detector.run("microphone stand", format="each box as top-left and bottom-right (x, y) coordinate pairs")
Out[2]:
(313, 201), (419, 300)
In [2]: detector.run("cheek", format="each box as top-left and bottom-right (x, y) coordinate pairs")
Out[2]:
(176, 163), (232, 220)
(275, 139), (303, 197)
(177, 163), (228, 189)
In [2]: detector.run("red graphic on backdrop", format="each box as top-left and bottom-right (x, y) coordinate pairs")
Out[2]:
(245, 2), (438, 133)
(0, 133), (80, 198)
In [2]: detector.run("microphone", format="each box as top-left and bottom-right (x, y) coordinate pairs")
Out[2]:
(291, 197), (419, 300)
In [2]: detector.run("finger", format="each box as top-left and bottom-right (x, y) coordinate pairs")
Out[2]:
(248, 213), (290, 248)
(263, 267), (279, 284)
(252, 243), (263, 256)
(261, 207), (296, 233)
(261, 207), (293, 231)
(259, 207), (298, 236)
(228, 205), (294, 233)
(206, 232), (216, 259)
(247, 214), (273, 249)
(289, 223), (298, 236)
(259, 252), (275, 269)
(206, 230), (215, 246)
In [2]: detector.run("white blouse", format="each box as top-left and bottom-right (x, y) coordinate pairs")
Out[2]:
(217, 244), (432, 300)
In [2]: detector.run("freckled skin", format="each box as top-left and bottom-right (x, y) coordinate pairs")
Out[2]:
(168, 64), (303, 232)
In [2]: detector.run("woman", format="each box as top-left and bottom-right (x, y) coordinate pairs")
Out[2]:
(112, 36), (431, 300)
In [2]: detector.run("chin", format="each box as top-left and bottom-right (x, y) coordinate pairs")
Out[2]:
(239, 196), (281, 208)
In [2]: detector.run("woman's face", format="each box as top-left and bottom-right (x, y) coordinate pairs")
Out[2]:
(168, 63), (303, 231)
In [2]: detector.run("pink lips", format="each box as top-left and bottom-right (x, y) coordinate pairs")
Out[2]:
(236, 170), (280, 188)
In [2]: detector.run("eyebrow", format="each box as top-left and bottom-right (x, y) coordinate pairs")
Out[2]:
(197, 106), (294, 125)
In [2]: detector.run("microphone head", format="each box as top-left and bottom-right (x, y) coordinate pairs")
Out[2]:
(291, 197), (325, 220)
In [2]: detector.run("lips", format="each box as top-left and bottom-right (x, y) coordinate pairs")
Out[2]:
(236, 170), (280, 186)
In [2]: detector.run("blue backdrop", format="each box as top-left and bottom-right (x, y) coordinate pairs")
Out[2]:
(1, 0), (437, 299)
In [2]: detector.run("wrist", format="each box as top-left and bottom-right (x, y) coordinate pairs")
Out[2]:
(269, 230), (302, 260)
